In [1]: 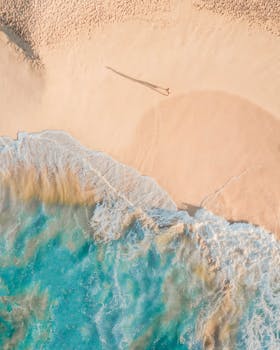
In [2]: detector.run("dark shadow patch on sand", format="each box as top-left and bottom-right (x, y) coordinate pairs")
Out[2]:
(178, 202), (201, 216)
(179, 201), (260, 231)
(0, 21), (41, 64)
(180, 202), (251, 225)
(228, 219), (250, 225)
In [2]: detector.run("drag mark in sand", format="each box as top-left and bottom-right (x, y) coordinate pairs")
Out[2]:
(106, 66), (170, 96)
(200, 167), (253, 207)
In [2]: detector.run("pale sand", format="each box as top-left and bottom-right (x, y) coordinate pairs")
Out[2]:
(0, 1), (280, 237)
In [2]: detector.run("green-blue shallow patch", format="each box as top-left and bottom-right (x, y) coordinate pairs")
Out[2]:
(0, 203), (206, 349)
(0, 200), (279, 350)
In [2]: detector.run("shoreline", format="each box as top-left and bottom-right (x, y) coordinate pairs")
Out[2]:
(0, 129), (278, 239)
(1, 131), (279, 349)
(1, 1), (280, 238)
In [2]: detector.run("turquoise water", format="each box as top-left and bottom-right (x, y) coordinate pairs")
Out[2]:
(0, 132), (279, 350)
(0, 201), (208, 349)
(0, 198), (279, 350)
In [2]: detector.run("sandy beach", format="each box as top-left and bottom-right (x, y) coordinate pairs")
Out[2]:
(1, 0), (280, 238)
(0, 2), (280, 349)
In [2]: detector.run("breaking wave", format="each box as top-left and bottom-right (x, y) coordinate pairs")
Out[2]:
(0, 131), (279, 349)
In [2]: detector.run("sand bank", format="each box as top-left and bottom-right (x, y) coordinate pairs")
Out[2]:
(0, 1), (280, 238)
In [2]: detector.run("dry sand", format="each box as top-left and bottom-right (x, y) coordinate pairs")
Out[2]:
(0, 0), (280, 238)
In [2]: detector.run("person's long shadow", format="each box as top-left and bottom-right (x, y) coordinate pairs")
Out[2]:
(106, 66), (170, 96)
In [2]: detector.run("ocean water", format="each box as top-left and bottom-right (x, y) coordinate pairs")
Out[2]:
(0, 132), (279, 350)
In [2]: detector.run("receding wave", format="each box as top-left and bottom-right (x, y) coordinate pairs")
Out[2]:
(0, 131), (175, 240)
(0, 131), (279, 349)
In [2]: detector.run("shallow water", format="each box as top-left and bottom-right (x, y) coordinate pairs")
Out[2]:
(0, 199), (207, 349)
(0, 197), (279, 349)
(0, 132), (279, 349)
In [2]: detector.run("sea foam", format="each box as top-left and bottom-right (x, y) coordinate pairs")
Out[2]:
(0, 131), (279, 349)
